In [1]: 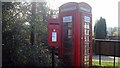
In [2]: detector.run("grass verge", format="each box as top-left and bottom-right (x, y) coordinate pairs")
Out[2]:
(92, 61), (120, 68)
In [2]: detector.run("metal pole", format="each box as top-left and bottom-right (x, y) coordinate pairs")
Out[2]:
(99, 41), (101, 66)
(52, 47), (55, 68)
(113, 42), (116, 68)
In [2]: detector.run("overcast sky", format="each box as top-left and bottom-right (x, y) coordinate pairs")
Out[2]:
(47, 0), (119, 28)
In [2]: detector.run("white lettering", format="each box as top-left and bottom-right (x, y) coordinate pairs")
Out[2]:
(61, 7), (76, 12)
(84, 16), (90, 23)
(80, 7), (90, 12)
(63, 16), (72, 22)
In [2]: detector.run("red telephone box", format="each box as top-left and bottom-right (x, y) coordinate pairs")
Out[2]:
(48, 18), (60, 47)
(58, 2), (92, 67)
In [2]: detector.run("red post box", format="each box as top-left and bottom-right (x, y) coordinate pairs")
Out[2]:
(48, 18), (61, 67)
(48, 18), (60, 47)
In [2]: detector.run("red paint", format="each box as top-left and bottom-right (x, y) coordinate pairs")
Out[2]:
(48, 2), (92, 67)
(48, 18), (60, 47)
(58, 2), (92, 67)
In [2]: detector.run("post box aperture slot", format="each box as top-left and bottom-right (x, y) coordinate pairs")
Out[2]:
(49, 23), (59, 25)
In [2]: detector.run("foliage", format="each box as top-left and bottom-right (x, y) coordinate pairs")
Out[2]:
(110, 27), (118, 36)
(2, 2), (55, 66)
(94, 17), (107, 39)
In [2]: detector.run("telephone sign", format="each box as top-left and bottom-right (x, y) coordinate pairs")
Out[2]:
(84, 16), (90, 23)
(63, 16), (72, 22)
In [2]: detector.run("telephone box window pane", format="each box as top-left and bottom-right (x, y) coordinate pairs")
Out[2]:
(84, 62), (89, 66)
(85, 44), (89, 49)
(64, 35), (72, 41)
(63, 61), (71, 66)
(64, 23), (68, 29)
(84, 56), (89, 64)
(64, 36), (69, 41)
(85, 36), (89, 41)
(84, 23), (89, 29)
(84, 56), (89, 60)
(64, 29), (68, 35)
(68, 23), (72, 28)
(63, 55), (72, 60)
(68, 29), (72, 35)
(68, 35), (72, 38)
(63, 42), (72, 48)
(85, 30), (89, 35)
(64, 29), (72, 41)
(84, 49), (89, 56)
(63, 49), (73, 54)
(86, 49), (89, 54)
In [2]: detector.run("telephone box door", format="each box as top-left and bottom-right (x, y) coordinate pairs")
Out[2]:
(79, 2), (92, 67)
